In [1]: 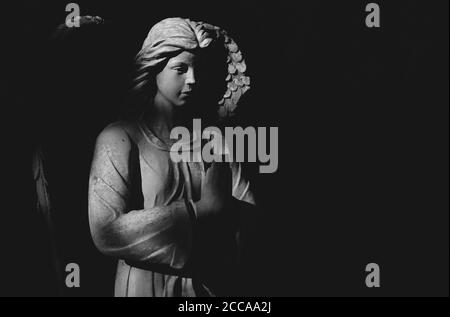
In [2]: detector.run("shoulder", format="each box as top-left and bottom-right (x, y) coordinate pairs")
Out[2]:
(91, 122), (137, 181)
(95, 121), (135, 152)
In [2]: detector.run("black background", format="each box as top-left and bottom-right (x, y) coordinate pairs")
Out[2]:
(2, 0), (448, 296)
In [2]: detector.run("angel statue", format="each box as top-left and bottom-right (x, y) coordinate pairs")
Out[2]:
(88, 17), (256, 297)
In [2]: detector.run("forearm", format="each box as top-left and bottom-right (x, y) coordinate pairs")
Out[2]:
(90, 198), (196, 269)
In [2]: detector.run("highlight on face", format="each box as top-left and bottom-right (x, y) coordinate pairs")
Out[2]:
(154, 50), (197, 107)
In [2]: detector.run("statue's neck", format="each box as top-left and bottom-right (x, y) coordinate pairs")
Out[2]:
(143, 95), (191, 144)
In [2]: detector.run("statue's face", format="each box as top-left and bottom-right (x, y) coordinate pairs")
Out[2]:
(155, 50), (197, 107)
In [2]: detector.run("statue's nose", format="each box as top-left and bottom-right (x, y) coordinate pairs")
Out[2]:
(185, 68), (196, 85)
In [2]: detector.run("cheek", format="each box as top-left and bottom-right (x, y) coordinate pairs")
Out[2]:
(157, 73), (184, 96)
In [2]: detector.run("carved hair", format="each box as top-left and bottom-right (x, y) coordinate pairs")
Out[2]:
(133, 17), (250, 119)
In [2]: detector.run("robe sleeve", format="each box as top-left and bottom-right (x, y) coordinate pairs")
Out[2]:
(88, 124), (195, 270)
(229, 162), (257, 256)
(231, 162), (255, 205)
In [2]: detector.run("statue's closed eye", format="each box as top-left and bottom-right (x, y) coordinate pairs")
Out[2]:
(173, 65), (188, 74)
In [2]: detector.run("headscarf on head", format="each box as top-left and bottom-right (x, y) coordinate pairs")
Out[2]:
(133, 17), (250, 118)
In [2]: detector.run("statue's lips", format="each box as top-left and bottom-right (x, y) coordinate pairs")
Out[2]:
(180, 91), (193, 97)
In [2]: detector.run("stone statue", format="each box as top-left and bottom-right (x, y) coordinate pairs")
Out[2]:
(88, 17), (255, 297)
